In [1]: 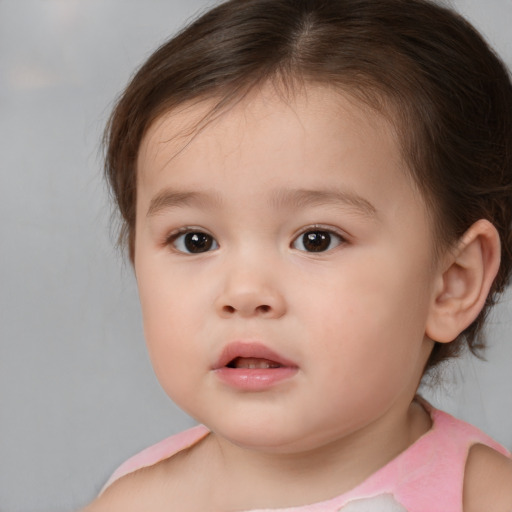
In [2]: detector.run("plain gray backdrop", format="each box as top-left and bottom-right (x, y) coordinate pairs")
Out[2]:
(1, 1), (511, 511)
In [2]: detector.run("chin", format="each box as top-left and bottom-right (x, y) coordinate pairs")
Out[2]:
(211, 419), (329, 455)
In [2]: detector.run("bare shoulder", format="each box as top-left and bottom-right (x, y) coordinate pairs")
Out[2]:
(463, 443), (512, 512)
(79, 438), (216, 512)
(79, 465), (170, 512)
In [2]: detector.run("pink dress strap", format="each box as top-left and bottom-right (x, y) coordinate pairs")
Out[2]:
(99, 424), (209, 494)
(309, 399), (510, 512)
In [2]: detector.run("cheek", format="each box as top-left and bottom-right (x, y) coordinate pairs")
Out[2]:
(137, 251), (205, 324)
(139, 289), (202, 409)
(302, 257), (431, 372)
(136, 261), (198, 375)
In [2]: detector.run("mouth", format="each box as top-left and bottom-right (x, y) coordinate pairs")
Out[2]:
(213, 341), (297, 370)
(213, 342), (298, 390)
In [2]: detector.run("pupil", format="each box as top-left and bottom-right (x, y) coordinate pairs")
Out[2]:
(303, 231), (330, 252)
(184, 232), (213, 253)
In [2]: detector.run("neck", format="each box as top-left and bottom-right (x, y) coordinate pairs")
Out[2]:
(204, 399), (431, 510)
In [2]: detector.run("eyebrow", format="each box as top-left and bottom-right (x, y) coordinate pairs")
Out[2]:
(146, 189), (222, 217)
(146, 186), (377, 218)
(269, 188), (378, 218)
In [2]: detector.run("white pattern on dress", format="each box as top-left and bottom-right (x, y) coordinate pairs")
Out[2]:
(338, 494), (408, 511)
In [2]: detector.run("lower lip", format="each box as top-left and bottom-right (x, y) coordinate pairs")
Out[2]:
(213, 367), (298, 391)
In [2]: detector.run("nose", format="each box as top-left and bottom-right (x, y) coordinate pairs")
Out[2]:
(214, 264), (286, 319)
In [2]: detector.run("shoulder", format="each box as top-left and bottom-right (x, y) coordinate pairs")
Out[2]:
(83, 427), (214, 512)
(102, 425), (210, 491)
(82, 451), (192, 512)
(80, 471), (150, 512)
(463, 443), (512, 512)
(80, 474), (142, 512)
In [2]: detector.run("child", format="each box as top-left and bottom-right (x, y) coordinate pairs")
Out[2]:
(86, 0), (512, 510)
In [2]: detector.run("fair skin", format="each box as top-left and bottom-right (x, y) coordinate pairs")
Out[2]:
(85, 85), (512, 511)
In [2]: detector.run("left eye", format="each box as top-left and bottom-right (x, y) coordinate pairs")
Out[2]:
(292, 229), (343, 253)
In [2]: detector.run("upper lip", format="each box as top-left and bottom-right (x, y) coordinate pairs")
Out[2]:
(212, 341), (298, 370)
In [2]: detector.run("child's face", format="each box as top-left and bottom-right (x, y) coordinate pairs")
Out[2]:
(134, 86), (439, 453)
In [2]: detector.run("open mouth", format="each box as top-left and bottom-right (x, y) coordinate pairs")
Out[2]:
(226, 357), (283, 369)
(214, 342), (296, 370)
(213, 342), (298, 390)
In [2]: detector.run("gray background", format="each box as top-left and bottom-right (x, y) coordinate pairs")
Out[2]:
(0, 1), (511, 511)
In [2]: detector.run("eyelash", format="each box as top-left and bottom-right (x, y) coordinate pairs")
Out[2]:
(165, 226), (346, 254)
(165, 227), (219, 255)
(291, 226), (346, 253)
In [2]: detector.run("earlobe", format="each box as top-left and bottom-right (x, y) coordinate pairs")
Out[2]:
(426, 219), (501, 343)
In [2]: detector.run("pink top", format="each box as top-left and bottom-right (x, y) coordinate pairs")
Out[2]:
(101, 400), (510, 511)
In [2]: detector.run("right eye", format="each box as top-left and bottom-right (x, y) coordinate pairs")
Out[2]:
(170, 230), (219, 254)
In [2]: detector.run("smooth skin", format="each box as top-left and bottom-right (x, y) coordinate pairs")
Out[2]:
(85, 85), (512, 511)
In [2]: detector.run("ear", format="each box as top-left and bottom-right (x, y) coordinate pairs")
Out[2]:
(426, 219), (501, 343)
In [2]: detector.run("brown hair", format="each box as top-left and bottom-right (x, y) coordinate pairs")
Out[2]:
(104, 0), (512, 370)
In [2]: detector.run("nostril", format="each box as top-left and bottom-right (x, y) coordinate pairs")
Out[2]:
(221, 304), (272, 315)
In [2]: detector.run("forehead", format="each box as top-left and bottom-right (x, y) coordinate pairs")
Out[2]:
(136, 84), (424, 221)
(139, 85), (402, 173)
